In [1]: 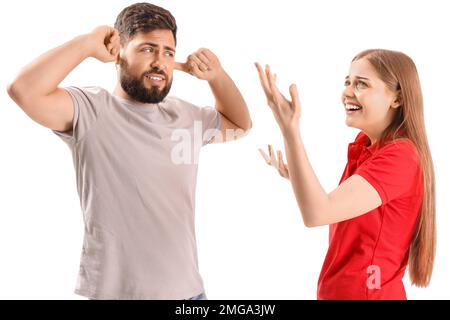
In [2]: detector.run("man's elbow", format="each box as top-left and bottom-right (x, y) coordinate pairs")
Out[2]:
(6, 81), (19, 101)
(244, 119), (253, 131)
(6, 79), (28, 105)
(229, 120), (252, 141)
(238, 119), (252, 133)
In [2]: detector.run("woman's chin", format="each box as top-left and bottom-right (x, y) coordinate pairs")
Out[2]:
(345, 120), (363, 131)
(345, 119), (355, 128)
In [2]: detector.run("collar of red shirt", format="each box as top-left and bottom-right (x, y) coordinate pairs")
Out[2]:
(348, 131), (378, 166)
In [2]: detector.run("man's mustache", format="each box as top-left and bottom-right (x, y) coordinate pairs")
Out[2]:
(143, 68), (168, 79)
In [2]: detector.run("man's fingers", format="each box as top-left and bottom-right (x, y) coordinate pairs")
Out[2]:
(109, 27), (119, 38)
(198, 48), (214, 61)
(104, 28), (119, 46)
(189, 54), (208, 72)
(188, 60), (202, 75)
(174, 62), (190, 73)
(174, 62), (184, 70)
(109, 34), (119, 45)
(108, 41), (120, 57)
(197, 51), (211, 64)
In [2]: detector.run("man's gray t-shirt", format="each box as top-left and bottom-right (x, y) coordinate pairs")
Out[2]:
(52, 86), (221, 299)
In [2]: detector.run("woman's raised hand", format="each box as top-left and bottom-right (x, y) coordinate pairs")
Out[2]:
(255, 62), (301, 135)
(258, 145), (290, 180)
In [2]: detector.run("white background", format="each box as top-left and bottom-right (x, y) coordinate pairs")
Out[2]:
(0, 0), (449, 299)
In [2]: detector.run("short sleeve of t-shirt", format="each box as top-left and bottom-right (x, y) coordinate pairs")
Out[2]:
(355, 140), (422, 204)
(190, 104), (222, 145)
(52, 86), (103, 143)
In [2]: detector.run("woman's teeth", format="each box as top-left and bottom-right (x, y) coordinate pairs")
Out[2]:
(345, 104), (362, 111)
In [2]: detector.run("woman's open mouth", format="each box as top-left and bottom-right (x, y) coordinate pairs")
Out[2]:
(345, 103), (362, 115)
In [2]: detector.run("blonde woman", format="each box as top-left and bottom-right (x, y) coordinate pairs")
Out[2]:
(257, 49), (435, 299)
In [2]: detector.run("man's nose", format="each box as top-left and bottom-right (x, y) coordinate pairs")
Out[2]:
(150, 54), (166, 70)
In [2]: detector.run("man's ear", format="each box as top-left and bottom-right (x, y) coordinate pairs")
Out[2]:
(115, 48), (123, 65)
(392, 90), (402, 109)
(115, 44), (126, 65)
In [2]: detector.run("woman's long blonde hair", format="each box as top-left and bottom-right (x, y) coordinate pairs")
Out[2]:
(353, 49), (436, 287)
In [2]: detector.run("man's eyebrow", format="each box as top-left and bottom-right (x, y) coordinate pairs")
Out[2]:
(138, 42), (175, 52)
(345, 75), (370, 81)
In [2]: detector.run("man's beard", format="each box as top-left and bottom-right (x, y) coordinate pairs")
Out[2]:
(119, 58), (172, 104)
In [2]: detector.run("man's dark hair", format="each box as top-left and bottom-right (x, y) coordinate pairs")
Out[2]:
(114, 2), (177, 45)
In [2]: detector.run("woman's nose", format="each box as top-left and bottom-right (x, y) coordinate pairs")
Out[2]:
(342, 85), (355, 98)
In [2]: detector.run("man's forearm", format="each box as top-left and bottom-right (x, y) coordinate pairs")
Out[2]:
(8, 34), (91, 101)
(208, 71), (252, 130)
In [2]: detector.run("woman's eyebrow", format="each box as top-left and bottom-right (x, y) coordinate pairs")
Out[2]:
(345, 75), (371, 81)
